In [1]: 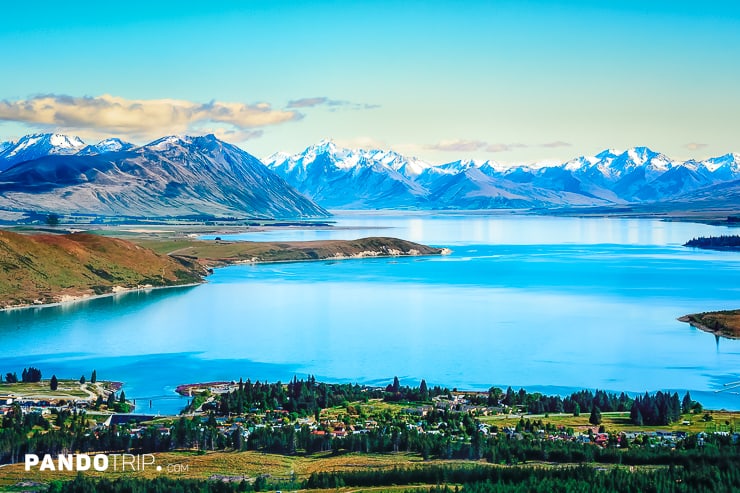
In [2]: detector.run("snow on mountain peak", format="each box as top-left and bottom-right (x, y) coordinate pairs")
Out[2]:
(147, 135), (194, 150)
(95, 138), (133, 152)
(49, 133), (85, 149)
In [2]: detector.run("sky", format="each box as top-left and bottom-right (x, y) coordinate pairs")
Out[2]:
(1, 0), (739, 165)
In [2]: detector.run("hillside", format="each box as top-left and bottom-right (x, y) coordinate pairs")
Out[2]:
(0, 134), (328, 220)
(0, 231), (442, 309)
(138, 236), (444, 266)
(0, 230), (207, 308)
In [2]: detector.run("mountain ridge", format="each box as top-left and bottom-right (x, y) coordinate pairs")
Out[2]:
(2, 133), (739, 215)
(263, 141), (740, 210)
(0, 133), (328, 220)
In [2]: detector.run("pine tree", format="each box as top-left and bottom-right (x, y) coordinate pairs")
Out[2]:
(50, 375), (58, 391)
(682, 391), (693, 414)
(79, 375), (86, 384)
(589, 405), (602, 425)
(91, 370), (97, 384)
(420, 379), (429, 401)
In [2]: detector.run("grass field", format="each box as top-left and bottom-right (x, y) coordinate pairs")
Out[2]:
(479, 410), (740, 434)
(0, 380), (103, 400)
(0, 451), (476, 488)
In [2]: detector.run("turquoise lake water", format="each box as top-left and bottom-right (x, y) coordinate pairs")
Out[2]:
(2, 214), (739, 414)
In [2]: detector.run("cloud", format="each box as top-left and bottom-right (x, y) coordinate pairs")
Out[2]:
(287, 97), (331, 108)
(685, 142), (708, 151)
(540, 141), (571, 148)
(486, 143), (528, 153)
(426, 139), (488, 152)
(0, 94), (299, 142)
(428, 139), (573, 153)
(287, 96), (380, 111)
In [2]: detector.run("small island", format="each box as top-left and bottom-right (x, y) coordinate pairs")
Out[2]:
(679, 309), (740, 339)
(684, 235), (740, 251)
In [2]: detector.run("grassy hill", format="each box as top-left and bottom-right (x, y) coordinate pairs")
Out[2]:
(0, 231), (443, 309)
(137, 236), (443, 266)
(0, 230), (206, 309)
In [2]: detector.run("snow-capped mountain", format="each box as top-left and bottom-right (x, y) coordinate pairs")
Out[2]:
(703, 153), (740, 182)
(264, 140), (430, 208)
(0, 133), (85, 171)
(0, 133), (328, 219)
(265, 141), (740, 210)
(77, 138), (135, 155)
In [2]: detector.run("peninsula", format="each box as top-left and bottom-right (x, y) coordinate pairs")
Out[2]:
(678, 309), (740, 339)
(0, 230), (442, 310)
(684, 235), (740, 251)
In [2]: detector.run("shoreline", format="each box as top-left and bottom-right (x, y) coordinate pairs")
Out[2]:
(0, 282), (203, 313)
(0, 247), (448, 314)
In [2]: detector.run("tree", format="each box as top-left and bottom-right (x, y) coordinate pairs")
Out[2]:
(420, 379), (429, 401)
(21, 367), (41, 383)
(392, 376), (401, 394)
(46, 213), (60, 226)
(119, 390), (126, 404)
(620, 433), (630, 449)
(573, 403), (581, 417)
(91, 370), (97, 384)
(50, 375), (58, 391)
(79, 375), (86, 384)
(589, 405), (602, 426)
(5, 372), (18, 383)
(682, 391), (693, 414)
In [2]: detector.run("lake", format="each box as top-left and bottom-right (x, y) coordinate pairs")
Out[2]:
(2, 213), (740, 414)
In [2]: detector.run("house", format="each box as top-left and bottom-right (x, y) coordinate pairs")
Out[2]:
(594, 433), (609, 446)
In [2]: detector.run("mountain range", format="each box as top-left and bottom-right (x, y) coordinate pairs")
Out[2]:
(264, 141), (740, 210)
(1, 133), (738, 221)
(0, 133), (328, 220)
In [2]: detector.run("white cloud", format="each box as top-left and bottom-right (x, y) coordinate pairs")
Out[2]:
(540, 141), (571, 148)
(426, 139), (488, 152)
(486, 143), (528, 152)
(0, 94), (299, 142)
(428, 139), (573, 154)
(685, 142), (708, 151)
(287, 96), (380, 111)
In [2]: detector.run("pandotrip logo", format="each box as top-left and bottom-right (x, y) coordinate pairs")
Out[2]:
(25, 453), (172, 473)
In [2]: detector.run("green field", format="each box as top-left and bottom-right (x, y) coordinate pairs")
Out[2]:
(0, 380), (114, 401)
(479, 410), (740, 434)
